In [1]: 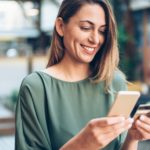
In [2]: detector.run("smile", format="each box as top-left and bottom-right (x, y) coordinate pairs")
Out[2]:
(81, 45), (95, 55)
(82, 46), (95, 52)
(81, 45), (95, 52)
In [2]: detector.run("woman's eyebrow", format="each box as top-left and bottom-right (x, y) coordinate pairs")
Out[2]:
(79, 20), (106, 28)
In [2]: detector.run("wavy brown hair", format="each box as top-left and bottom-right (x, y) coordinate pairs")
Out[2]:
(47, 0), (123, 89)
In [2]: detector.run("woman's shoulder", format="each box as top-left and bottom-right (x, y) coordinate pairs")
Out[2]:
(20, 71), (44, 91)
(111, 70), (127, 91)
(112, 70), (126, 83)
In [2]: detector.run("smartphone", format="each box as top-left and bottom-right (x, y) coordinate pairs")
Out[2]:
(107, 91), (140, 118)
(133, 103), (150, 119)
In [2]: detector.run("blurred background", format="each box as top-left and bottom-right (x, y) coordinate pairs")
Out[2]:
(0, 0), (150, 149)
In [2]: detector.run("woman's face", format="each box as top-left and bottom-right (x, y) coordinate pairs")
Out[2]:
(57, 4), (106, 64)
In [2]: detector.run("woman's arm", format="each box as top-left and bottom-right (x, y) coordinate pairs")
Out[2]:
(60, 117), (133, 150)
(15, 75), (52, 150)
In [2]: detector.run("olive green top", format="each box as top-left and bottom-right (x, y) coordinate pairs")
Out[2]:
(15, 71), (127, 150)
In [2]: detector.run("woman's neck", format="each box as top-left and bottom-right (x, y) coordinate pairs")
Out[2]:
(46, 56), (90, 82)
(59, 58), (90, 81)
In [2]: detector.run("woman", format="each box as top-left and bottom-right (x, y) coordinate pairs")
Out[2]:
(15, 0), (150, 150)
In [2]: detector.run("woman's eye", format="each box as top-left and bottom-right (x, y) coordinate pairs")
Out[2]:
(80, 26), (91, 31)
(99, 30), (106, 35)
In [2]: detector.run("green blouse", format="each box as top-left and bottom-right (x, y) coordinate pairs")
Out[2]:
(15, 71), (127, 150)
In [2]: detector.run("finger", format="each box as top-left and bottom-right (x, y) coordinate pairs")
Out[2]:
(139, 115), (150, 125)
(101, 118), (134, 134)
(98, 123), (131, 146)
(100, 118), (133, 133)
(94, 117), (126, 126)
(136, 120), (150, 133)
(96, 120), (133, 148)
(101, 122), (125, 133)
(106, 121), (132, 139)
(135, 124), (150, 139)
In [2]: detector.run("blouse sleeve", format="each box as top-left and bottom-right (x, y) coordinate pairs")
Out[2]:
(15, 73), (52, 150)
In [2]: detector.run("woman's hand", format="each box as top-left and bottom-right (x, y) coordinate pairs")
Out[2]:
(128, 115), (150, 141)
(60, 117), (133, 150)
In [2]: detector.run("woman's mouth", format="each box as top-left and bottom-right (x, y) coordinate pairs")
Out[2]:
(81, 45), (96, 55)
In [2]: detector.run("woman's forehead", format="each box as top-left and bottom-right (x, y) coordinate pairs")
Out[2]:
(69, 4), (106, 26)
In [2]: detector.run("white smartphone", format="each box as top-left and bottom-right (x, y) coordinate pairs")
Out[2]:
(107, 91), (140, 118)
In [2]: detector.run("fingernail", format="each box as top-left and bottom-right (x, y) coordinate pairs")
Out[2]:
(140, 115), (145, 121)
(129, 118), (134, 123)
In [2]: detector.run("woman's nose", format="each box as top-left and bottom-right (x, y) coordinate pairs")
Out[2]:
(88, 32), (100, 45)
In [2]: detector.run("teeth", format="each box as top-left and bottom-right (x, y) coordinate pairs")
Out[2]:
(83, 46), (95, 51)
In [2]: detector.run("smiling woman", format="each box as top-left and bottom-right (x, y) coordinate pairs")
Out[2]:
(15, 0), (150, 150)
(46, 0), (118, 85)
(55, 4), (106, 65)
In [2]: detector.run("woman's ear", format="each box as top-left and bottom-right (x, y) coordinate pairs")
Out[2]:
(55, 17), (64, 37)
